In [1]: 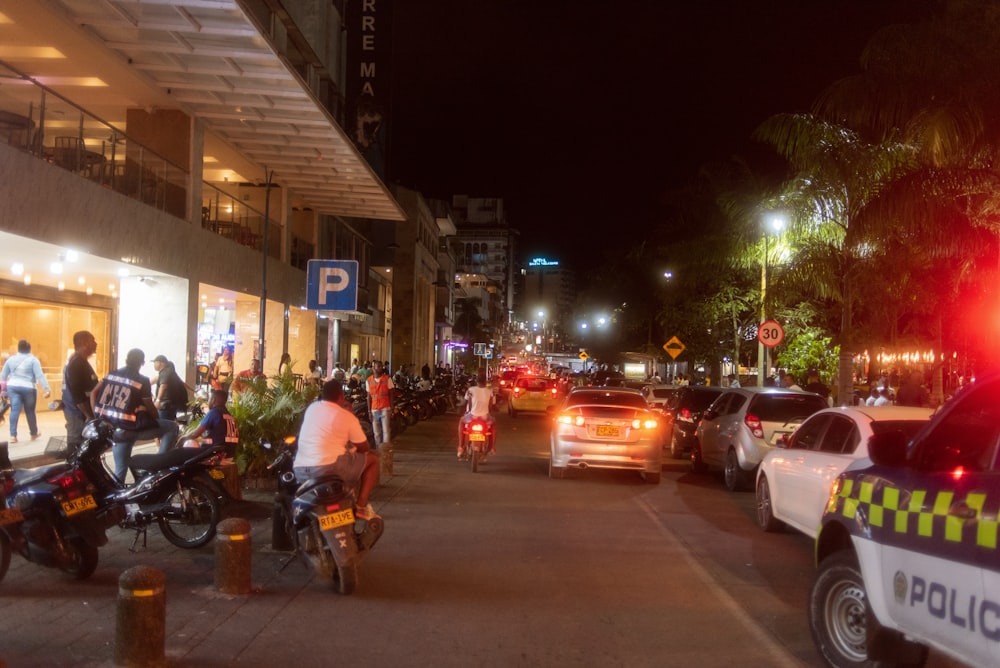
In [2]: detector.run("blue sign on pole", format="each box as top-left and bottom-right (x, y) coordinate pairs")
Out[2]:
(306, 260), (359, 311)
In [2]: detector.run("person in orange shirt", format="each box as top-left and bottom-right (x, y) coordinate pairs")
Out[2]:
(365, 360), (394, 449)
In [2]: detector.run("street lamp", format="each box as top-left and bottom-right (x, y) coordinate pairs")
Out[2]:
(537, 309), (546, 354)
(758, 215), (785, 386)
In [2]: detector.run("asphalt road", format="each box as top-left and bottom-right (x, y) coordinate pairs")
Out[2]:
(1, 404), (966, 667)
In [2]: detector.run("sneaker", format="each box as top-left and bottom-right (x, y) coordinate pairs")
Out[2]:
(356, 503), (376, 521)
(30, 432), (41, 440)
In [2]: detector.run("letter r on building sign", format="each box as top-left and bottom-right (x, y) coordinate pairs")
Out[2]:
(306, 260), (359, 311)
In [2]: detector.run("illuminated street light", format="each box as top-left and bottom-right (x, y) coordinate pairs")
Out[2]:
(758, 215), (785, 385)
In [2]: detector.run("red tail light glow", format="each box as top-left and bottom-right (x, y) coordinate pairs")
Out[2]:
(951, 466), (966, 481)
(326, 503), (342, 512)
(630, 418), (659, 429)
(48, 469), (87, 489)
(471, 423), (484, 433)
(679, 408), (692, 420)
(557, 414), (586, 427)
(745, 413), (764, 439)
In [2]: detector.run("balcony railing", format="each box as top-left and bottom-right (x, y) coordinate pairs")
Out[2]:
(0, 61), (283, 260)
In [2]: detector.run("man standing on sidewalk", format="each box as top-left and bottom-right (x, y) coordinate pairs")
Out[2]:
(61, 330), (99, 453)
(366, 360), (394, 450)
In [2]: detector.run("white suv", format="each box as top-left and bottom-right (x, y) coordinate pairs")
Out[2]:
(694, 387), (828, 491)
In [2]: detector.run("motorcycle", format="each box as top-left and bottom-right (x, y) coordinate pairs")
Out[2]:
(73, 419), (229, 550)
(264, 436), (384, 595)
(458, 416), (495, 473)
(0, 440), (109, 582)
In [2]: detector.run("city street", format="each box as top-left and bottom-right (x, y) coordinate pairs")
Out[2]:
(1, 406), (961, 667)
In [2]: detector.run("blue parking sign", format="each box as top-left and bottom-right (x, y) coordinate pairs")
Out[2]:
(306, 260), (358, 311)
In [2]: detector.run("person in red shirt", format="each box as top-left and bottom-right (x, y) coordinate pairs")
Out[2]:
(365, 360), (394, 449)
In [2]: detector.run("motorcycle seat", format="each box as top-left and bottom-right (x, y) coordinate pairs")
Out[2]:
(130, 445), (223, 475)
(11, 461), (73, 487)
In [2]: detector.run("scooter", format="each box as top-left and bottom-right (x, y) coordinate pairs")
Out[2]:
(0, 440), (109, 582)
(72, 419), (229, 550)
(459, 416), (495, 473)
(264, 436), (384, 595)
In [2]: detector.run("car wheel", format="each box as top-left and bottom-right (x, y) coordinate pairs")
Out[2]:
(643, 471), (661, 485)
(755, 475), (784, 532)
(808, 551), (926, 668)
(548, 459), (565, 479)
(690, 445), (707, 473)
(723, 448), (748, 492)
(669, 433), (684, 460)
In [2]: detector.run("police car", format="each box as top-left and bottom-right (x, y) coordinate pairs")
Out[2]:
(809, 373), (1000, 667)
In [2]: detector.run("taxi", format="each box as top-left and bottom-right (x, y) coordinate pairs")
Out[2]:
(810, 373), (1000, 667)
(508, 375), (561, 417)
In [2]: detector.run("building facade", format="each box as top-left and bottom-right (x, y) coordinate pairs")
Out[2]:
(0, 2), (403, 389)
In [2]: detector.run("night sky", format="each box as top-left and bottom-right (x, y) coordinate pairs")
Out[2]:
(387, 0), (938, 271)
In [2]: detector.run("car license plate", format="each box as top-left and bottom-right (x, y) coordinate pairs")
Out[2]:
(61, 495), (97, 517)
(318, 508), (355, 530)
(0, 506), (24, 526)
(469, 433), (486, 442)
(596, 425), (620, 437)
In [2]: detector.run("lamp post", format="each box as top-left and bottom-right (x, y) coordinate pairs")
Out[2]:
(757, 216), (785, 386)
(537, 310), (546, 354)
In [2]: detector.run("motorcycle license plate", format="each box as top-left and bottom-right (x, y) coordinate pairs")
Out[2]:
(596, 425), (620, 437)
(318, 508), (355, 530)
(0, 506), (23, 526)
(61, 495), (97, 517)
(469, 433), (486, 442)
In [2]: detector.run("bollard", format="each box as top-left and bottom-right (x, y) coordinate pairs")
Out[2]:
(215, 517), (252, 595)
(115, 565), (166, 668)
(379, 441), (393, 480)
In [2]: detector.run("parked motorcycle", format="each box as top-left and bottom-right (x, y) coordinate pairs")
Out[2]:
(264, 436), (384, 594)
(459, 416), (495, 473)
(0, 441), (109, 582)
(73, 419), (229, 550)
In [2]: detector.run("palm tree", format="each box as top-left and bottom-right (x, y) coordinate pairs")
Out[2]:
(752, 113), (917, 403)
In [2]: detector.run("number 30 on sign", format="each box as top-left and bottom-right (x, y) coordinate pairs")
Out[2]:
(758, 320), (785, 348)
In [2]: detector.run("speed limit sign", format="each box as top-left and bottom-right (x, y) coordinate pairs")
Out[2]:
(758, 319), (785, 348)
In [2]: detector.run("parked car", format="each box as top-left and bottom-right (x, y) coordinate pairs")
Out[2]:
(667, 386), (725, 460)
(809, 374), (1000, 668)
(640, 383), (679, 413)
(508, 375), (562, 417)
(755, 405), (933, 537)
(694, 387), (828, 491)
(549, 387), (663, 484)
(493, 370), (520, 398)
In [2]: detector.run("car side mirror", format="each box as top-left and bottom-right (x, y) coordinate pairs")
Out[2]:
(868, 431), (908, 467)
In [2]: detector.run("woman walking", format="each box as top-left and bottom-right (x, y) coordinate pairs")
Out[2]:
(1, 339), (51, 442)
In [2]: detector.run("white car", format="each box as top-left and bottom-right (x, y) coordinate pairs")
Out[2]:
(755, 405), (933, 538)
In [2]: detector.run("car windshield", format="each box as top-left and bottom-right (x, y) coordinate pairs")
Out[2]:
(686, 391), (722, 410)
(565, 391), (648, 410)
(518, 378), (554, 392)
(651, 389), (674, 399)
(751, 394), (828, 422)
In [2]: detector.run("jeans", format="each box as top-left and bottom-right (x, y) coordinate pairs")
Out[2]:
(7, 386), (38, 438)
(371, 407), (391, 447)
(64, 408), (86, 452)
(112, 419), (180, 483)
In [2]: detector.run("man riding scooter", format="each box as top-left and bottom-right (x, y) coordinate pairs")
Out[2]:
(458, 369), (496, 460)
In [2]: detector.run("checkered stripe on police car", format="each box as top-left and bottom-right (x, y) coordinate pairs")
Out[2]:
(834, 477), (1000, 550)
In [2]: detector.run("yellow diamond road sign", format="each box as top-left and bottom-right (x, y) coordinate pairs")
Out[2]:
(578, 351), (589, 361)
(663, 336), (686, 359)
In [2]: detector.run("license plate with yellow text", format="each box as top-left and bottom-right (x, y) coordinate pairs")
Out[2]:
(61, 495), (97, 517)
(469, 433), (486, 442)
(596, 425), (620, 437)
(318, 508), (355, 530)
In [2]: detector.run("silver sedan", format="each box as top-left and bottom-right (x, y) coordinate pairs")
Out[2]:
(549, 388), (663, 484)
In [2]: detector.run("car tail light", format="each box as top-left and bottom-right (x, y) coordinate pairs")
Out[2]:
(550, 387), (558, 396)
(557, 414), (585, 427)
(630, 418), (659, 429)
(325, 503), (342, 512)
(513, 387), (522, 396)
(745, 413), (764, 439)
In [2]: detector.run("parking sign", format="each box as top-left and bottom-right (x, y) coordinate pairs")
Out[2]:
(306, 260), (358, 311)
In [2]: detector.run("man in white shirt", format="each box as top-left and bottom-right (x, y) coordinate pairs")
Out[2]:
(458, 370), (496, 458)
(294, 380), (379, 520)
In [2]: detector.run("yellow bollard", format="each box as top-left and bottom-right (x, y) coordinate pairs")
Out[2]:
(115, 565), (166, 667)
(215, 517), (252, 595)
